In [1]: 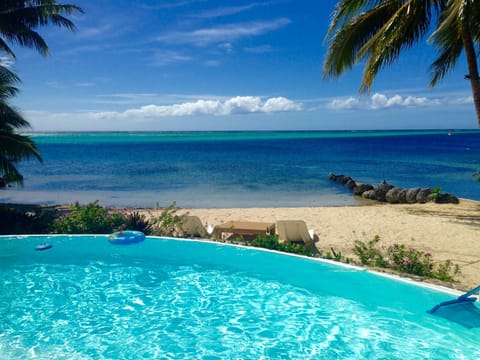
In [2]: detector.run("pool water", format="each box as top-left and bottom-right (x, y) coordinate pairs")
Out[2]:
(1, 235), (479, 359)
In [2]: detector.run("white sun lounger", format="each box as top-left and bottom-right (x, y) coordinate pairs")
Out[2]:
(276, 220), (316, 245)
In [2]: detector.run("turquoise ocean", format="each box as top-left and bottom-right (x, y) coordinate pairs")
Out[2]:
(2, 130), (479, 208)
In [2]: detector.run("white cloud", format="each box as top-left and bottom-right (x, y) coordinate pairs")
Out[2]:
(327, 93), (444, 110)
(0, 56), (14, 68)
(150, 50), (192, 66)
(193, 4), (260, 19)
(156, 18), (291, 46)
(90, 96), (302, 119)
(327, 97), (360, 110)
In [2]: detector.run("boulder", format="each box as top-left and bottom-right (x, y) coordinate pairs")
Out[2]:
(386, 187), (407, 204)
(416, 188), (432, 203)
(344, 179), (356, 190)
(362, 189), (377, 200)
(327, 173), (459, 205)
(435, 193), (460, 204)
(372, 182), (394, 202)
(353, 183), (374, 196)
(405, 188), (421, 203)
(340, 176), (353, 185)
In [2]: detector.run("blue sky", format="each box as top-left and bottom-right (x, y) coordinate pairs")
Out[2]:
(7, 0), (478, 131)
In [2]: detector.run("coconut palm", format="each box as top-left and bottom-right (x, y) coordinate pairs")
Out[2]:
(323, 0), (480, 127)
(0, 0), (83, 58)
(0, 1), (82, 185)
(0, 66), (42, 185)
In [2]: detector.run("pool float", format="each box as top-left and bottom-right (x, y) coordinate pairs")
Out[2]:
(109, 230), (145, 245)
(35, 243), (52, 251)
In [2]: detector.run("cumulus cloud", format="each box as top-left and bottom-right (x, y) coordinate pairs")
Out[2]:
(90, 96), (302, 119)
(327, 93), (442, 110)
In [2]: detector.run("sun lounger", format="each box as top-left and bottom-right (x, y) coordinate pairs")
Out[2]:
(276, 220), (316, 245)
(212, 220), (275, 240)
(178, 215), (212, 238)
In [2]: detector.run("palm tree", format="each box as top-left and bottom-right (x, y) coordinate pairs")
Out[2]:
(0, 1), (82, 185)
(0, 66), (42, 185)
(323, 0), (480, 127)
(0, 0), (83, 58)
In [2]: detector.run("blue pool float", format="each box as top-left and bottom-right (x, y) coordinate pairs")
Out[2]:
(35, 243), (52, 251)
(109, 230), (145, 245)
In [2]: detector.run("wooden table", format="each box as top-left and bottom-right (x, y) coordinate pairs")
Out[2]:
(212, 221), (276, 240)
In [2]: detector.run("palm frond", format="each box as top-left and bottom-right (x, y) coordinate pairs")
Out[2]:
(0, 1), (83, 57)
(0, 131), (42, 163)
(325, 0), (388, 39)
(324, 1), (396, 79)
(428, 0), (464, 86)
(359, 0), (435, 91)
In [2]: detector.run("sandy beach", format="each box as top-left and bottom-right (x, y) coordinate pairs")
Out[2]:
(163, 199), (480, 292)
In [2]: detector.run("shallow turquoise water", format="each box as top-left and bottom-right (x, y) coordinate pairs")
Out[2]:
(3, 130), (480, 207)
(1, 235), (479, 359)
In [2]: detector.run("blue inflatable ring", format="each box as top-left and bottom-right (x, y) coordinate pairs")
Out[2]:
(109, 230), (145, 245)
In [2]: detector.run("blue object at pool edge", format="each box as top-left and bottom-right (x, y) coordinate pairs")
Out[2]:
(108, 230), (145, 245)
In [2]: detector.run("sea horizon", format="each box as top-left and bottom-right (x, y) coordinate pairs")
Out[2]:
(2, 130), (480, 208)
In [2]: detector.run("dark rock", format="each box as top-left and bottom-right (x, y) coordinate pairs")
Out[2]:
(416, 188), (432, 203)
(345, 179), (356, 190)
(353, 183), (374, 196)
(341, 176), (353, 185)
(362, 189), (377, 200)
(386, 187), (407, 204)
(334, 175), (346, 184)
(371, 184), (392, 202)
(328, 173), (459, 205)
(406, 188), (421, 203)
(435, 193), (460, 204)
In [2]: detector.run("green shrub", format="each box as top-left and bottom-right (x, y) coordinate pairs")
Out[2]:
(125, 211), (153, 235)
(149, 202), (184, 237)
(251, 234), (313, 256)
(50, 201), (127, 234)
(351, 236), (460, 282)
(386, 244), (434, 277)
(428, 186), (442, 202)
(434, 260), (461, 282)
(0, 205), (53, 234)
(353, 235), (388, 267)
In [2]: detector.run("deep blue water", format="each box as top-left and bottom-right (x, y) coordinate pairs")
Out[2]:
(2, 130), (479, 208)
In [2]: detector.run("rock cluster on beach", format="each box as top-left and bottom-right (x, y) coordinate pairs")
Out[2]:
(328, 173), (459, 204)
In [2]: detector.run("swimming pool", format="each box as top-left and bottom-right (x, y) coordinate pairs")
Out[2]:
(1, 235), (479, 359)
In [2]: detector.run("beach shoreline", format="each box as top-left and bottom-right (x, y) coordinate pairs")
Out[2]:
(3, 198), (479, 291)
(152, 199), (479, 292)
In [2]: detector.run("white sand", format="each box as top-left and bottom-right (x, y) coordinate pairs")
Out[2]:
(158, 199), (480, 291)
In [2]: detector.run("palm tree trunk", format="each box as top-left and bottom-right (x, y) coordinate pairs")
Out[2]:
(462, 29), (480, 127)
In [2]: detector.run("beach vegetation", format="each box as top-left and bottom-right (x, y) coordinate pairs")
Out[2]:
(352, 236), (460, 282)
(124, 211), (153, 235)
(50, 201), (127, 234)
(0, 204), (53, 234)
(352, 235), (388, 268)
(149, 202), (184, 237)
(324, 247), (353, 264)
(251, 234), (313, 256)
(428, 186), (442, 202)
(324, 0), (480, 126)
(0, 1), (83, 185)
